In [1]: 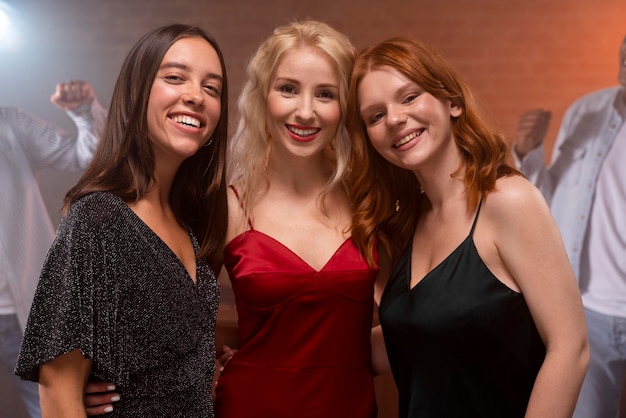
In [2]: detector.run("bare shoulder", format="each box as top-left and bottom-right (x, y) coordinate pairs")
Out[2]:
(478, 175), (562, 282)
(226, 185), (249, 242)
(482, 174), (551, 227)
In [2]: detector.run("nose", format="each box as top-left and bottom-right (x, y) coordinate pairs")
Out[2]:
(386, 104), (407, 127)
(182, 83), (204, 107)
(295, 93), (315, 121)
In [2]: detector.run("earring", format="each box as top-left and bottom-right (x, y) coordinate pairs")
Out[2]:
(204, 138), (213, 147)
(395, 200), (400, 212)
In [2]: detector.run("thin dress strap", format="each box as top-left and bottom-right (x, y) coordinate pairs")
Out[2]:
(229, 185), (254, 230)
(469, 198), (484, 237)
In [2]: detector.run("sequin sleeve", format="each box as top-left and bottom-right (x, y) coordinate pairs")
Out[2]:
(15, 192), (219, 417)
(15, 193), (120, 382)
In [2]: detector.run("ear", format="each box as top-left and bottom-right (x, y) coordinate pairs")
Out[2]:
(449, 99), (462, 118)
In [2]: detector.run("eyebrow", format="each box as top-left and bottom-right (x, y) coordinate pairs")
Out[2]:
(159, 62), (223, 82)
(359, 83), (418, 115)
(273, 76), (338, 90)
(359, 103), (379, 116)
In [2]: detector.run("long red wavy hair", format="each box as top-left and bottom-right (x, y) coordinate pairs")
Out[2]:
(347, 37), (519, 267)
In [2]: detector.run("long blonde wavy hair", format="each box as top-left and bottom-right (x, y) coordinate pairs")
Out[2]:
(228, 19), (356, 217)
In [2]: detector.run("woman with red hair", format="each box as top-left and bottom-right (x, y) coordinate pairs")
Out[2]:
(347, 37), (589, 418)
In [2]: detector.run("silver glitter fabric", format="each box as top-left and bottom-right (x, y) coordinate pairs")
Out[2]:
(15, 191), (219, 417)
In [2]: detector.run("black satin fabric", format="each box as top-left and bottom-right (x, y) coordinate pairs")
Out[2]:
(379, 204), (545, 418)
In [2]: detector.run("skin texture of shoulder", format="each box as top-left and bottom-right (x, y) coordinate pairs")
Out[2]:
(475, 174), (589, 417)
(225, 185), (251, 245)
(474, 174), (556, 292)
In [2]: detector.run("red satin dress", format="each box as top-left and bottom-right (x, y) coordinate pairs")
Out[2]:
(214, 219), (379, 418)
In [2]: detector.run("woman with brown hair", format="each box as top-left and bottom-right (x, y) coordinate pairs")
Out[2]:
(15, 23), (229, 417)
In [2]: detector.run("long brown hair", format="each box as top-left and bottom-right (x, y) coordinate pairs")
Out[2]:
(64, 24), (229, 270)
(347, 37), (518, 266)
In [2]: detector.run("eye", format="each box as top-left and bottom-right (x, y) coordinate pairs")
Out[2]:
(163, 74), (184, 83)
(278, 84), (297, 95)
(370, 113), (383, 124)
(366, 112), (384, 125)
(317, 89), (337, 101)
(402, 92), (420, 105)
(203, 83), (221, 97)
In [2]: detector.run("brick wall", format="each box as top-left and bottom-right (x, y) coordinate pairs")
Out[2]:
(1, 0), (624, 219)
(3, 0), (624, 150)
(0, 1), (624, 416)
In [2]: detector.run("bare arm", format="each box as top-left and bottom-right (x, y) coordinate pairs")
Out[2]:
(371, 251), (391, 376)
(370, 325), (390, 376)
(39, 349), (93, 418)
(490, 177), (589, 417)
(513, 108), (551, 159)
(511, 109), (552, 191)
(50, 80), (95, 111)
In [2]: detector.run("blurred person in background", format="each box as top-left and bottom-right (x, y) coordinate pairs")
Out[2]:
(514, 34), (626, 418)
(0, 80), (105, 418)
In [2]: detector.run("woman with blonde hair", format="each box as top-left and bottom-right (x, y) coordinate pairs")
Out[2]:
(214, 20), (381, 418)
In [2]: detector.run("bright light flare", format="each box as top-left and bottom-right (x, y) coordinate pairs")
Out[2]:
(0, 8), (9, 41)
(0, 2), (20, 50)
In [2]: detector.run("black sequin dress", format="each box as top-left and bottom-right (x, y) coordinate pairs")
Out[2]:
(15, 192), (219, 417)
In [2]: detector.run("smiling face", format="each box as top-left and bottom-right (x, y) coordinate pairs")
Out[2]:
(265, 46), (341, 161)
(357, 65), (461, 172)
(146, 36), (223, 166)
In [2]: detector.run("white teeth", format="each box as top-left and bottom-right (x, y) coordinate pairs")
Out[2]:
(393, 129), (423, 148)
(172, 115), (201, 128)
(288, 126), (319, 137)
